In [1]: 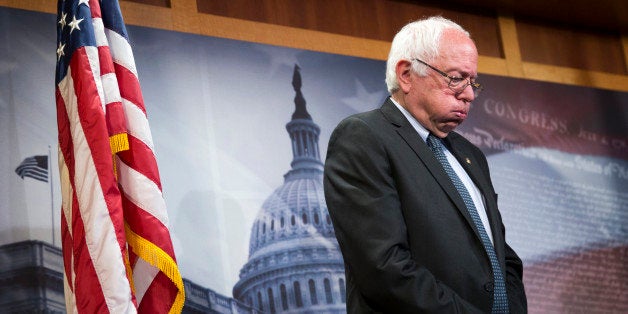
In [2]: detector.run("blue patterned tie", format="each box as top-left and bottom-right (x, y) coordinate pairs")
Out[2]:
(427, 134), (509, 314)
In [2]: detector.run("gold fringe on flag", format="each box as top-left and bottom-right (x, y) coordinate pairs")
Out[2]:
(110, 132), (130, 154)
(124, 250), (136, 296)
(110, 133), (129, 179)
(125, 224), (186, 314)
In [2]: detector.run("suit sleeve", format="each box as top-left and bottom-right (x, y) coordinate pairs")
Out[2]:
(324, 116), (484, 313)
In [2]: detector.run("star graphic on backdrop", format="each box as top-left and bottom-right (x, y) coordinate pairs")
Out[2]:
(68, 15), (84, 34)
(341, 79), (386, 112)
(78, 0), (89, 6)
(255, 45), (300, 78)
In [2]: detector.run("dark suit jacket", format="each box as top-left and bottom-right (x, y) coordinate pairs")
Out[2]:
(323, 98), (527, 313)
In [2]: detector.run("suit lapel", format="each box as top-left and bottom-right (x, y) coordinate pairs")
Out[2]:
(380, 100), (479, 238)
(446, 135), (506, 261)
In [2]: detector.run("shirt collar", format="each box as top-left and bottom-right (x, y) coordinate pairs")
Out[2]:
(389, 97), (430, 142)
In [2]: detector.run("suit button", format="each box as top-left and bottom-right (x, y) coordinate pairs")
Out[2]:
(484, 282), (494, 292)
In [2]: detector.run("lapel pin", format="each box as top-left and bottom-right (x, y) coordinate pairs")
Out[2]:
(465, 157), (471, 164)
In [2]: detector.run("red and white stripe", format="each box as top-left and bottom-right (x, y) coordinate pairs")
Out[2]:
(58, 1), (183, 313)
(57, 44), (135, 313)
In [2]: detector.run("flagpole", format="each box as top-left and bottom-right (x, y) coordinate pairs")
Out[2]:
(49, 145), (55, 247)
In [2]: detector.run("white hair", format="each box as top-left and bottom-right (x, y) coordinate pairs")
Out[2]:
(385, 16), (470, 94)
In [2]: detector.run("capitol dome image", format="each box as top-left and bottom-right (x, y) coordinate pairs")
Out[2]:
(232, 65), (346, 313)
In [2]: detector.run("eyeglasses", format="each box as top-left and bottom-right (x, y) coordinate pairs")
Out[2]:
(413, 59), (483, 97)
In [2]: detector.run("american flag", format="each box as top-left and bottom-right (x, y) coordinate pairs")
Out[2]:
(55, 0), (184, 312)
(15, 155), (49, 182)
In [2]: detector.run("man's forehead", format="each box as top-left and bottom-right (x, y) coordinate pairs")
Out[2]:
(435, 32), (478, 72)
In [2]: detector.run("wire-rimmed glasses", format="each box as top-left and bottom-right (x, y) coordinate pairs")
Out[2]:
(414, 59), (483, 97)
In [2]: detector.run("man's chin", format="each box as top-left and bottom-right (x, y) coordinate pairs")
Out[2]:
(438, 121), (463, 135)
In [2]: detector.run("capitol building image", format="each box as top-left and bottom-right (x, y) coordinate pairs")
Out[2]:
(232, 65), (347, 313)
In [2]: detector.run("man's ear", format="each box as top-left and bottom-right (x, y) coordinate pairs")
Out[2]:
(395, 59), (413, 93)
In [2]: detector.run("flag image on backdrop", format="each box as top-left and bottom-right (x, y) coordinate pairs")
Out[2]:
(15, 155), (49, 183)
(55, 0), (184, 313)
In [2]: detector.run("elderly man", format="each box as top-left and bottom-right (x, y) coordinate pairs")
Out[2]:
(324, 16), (527, 313)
